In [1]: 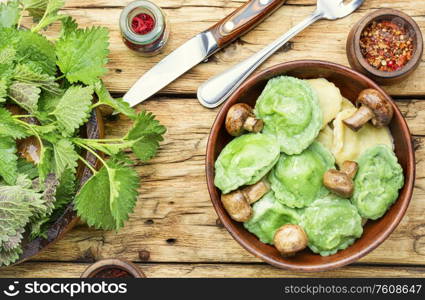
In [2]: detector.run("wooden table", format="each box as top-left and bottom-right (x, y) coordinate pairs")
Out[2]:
(2, 0), (425, 278)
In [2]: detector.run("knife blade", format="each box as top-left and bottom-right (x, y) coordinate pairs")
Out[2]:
(123, 0), (287, 106)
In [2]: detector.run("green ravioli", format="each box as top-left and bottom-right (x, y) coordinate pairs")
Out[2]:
(244, 192), (301, 244)
(352, 145), (404, 220)
(301, 196), (363, 256)
(254, 76), (322, 155)
(269, 142), (335, 208)
(214, 133), (280, 194)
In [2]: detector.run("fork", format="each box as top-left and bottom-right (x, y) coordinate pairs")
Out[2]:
(197, 0), (365, 108)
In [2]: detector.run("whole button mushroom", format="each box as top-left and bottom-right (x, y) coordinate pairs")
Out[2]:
(343, 89), (393, 131)
(273, 224), (308, 257)
(221, 178), (270, 222)
(323, 160), (359, 198)
(225, 103), (264, 136)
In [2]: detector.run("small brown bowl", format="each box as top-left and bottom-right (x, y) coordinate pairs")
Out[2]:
(81, 259), (146, 278)
(347, 8), (423, 85)
(205, 60), (415, 271)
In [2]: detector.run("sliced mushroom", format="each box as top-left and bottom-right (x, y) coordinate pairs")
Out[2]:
(221, 191), (252, 222)
(341, 160), (359, 179)
(241, 178), (270, 204)
(221, 178), (271, 222)
(225, 103), (264, 136)
(343, 89), (393, 131)
(323, 161), (358, 198)
(273, 224), (308, 257)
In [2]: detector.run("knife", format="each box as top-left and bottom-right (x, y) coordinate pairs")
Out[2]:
(123, 0), (287, 107)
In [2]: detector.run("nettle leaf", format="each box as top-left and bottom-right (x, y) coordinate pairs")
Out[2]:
(8, 81), (41, 113)
(125, 111), (166, 161)
(1, 228), (23, 251)
(94, 80), (137, 119)
(37, 145), (52, 182)
(75, 163), (140, 230)
(0, 77), (9, 102)
(13, 64), (61, 94)
(16, 30), (57, 76)
(0, 246), (22, 266)
(56, 26), (109, 85)
(51, 85), (93, 136)
(0, 0), (21, 28)
(0, 136), (18, 185)
(0, 107), (28, 139)
(30, 0), (66, 32)
(59, 16), (78, 38)
(53, 139), (78, 177)
(22, 0), (50, 20)
(0, 175), (44, 245)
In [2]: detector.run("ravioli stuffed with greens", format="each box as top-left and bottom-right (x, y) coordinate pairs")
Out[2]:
(352, 145), (404, 220)
(269, 142), (335, 208)
(214, 133), (280, 194)
(244, 192), (301, 244)
(301, 196), (363, 256)
(255, 76), (322, 155)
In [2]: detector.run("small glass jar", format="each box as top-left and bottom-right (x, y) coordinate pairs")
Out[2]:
(119, 1), (169, 56)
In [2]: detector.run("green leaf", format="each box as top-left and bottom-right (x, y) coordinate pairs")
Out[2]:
(51, 85), (93, 136)
(16, 30), (57, 76)
(37, 145), (52, 182)
(0, 246), (22, 266)
(75, 163), (140, 230)
(13, 64), (61, 94)
(59, 16), (78, 38)
(56, 26), (109, 85)
(0, 107), (29, 139)
(125, 111), (166, 161)
(0, 136), (18, 185)
(55, 168), (76, 205)
(17, 158), (39, 180)
(0, 77), (9, 102)
(126, 110), (167, 140)
(0, 175), (44, 245)
(0, 0), (21, 28)
(52, 139), (78, 177)
(94, 80), (137, 119)
(30, 0), (66, 32)
(22, 0), (50, 20)
(73, 138), (134, 157)
(8, 81), (41, 113)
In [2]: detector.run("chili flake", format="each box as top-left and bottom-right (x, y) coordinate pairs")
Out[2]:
(360, 20), (414, 72)
(131, 13), (155, 35)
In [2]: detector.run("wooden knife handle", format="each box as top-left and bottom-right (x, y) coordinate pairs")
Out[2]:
(207, 0), (287, 48)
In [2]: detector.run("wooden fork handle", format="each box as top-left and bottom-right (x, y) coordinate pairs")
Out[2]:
(206, 0), (287, 48)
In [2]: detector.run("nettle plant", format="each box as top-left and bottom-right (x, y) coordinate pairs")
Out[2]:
(0, 0), (166, 265)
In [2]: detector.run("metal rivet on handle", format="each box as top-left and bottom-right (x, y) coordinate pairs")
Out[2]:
(223, 21), (235, 33)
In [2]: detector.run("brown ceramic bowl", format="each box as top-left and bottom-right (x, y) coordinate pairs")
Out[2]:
(3, 109), (104, 267)
(347, 8), (423, 85)
(81, 259), (146, 278)
(206, 60), (415, 271)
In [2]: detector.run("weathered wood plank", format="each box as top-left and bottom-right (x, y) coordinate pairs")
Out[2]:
(1, 262), (425, 278)
(20, 0), (425, 96)
(10, 98), (422, 265)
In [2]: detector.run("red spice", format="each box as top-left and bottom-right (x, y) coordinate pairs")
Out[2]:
(131, 13), (155, 35)
(93, 268), (133, 278)
(360, 20), (414, 72)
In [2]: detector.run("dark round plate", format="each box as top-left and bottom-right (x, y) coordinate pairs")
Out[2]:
(8, 108), (104, 266)
(206, 60), (415, 271)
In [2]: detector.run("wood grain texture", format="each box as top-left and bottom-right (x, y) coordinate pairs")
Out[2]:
(0, 98), (419, 267)
(1, 262), (425, 278)
(4, 0), (425, 277)
(46, 0), (425, 96)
